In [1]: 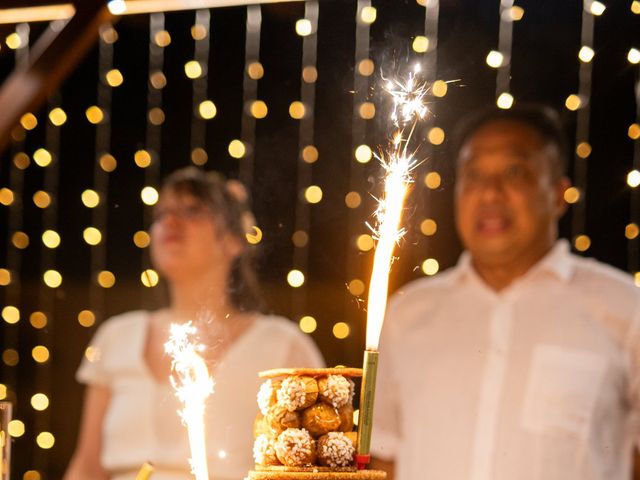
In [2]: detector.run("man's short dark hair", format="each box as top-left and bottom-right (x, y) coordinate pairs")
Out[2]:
(451, 104), (569, 179)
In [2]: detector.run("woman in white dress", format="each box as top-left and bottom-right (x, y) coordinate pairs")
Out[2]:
(64, 167), (325, 480)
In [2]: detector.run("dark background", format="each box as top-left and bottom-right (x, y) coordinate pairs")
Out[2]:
(0, 0), (638, 477)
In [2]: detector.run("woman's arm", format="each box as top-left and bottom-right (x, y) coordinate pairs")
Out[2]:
(63, 385), (111, 480)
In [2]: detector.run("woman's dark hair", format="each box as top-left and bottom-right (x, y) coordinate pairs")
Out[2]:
(161, 166), (264, 312)
(451, 104), (569, 180)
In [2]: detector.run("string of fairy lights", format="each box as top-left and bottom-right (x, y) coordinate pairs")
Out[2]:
(290, 1), (320, 330)
(0, 2), (637, 477)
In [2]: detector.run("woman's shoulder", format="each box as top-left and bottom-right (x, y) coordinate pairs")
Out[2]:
(254, 314), (301, 336)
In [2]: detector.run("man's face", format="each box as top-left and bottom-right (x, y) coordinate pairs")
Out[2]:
(455, 120), (568, 269)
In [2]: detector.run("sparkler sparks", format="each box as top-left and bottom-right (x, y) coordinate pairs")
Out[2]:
(165, 322), (214, 480)
(383, 66), (430, 127)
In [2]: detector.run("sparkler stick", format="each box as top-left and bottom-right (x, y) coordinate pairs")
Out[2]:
(135, 462), (155, 480)
(165, 322), (214, 480)
(356, 67), (427, 470)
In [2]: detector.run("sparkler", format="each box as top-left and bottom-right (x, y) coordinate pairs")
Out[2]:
(165, 322), (214, 480)
(356, 66), (427, 470)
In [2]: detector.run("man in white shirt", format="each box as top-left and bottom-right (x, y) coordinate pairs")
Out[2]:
(371, 105), (640, 480)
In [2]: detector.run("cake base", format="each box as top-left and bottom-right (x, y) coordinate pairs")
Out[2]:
(247, 469), (387, 480)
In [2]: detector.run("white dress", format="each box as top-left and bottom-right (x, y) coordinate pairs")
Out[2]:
(77, 311), (325, 480)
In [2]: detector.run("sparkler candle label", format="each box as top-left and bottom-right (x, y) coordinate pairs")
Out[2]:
(165, 322), (214, 480)
(357, 67), (428, 469)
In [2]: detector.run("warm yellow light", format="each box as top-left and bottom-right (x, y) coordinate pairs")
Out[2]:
(332, 322), (350, 339)
(510, 6), (525, 20)
(302, 145), (319, 164)
(86, 105), (104, 124)
(345, 191), (362, 208)
(576, 142), (592, 158)
(133, 231), (150, 248)
(81, 189), (100, 208)
(246, 226), (263, 245)
(497, 92), (514, 109)
(574, 234), (591, 252)
(305, 185), (323, 204)
(563, 186), (581, 204)
(427, 127), (445, 145)
(3, 349), (19, 366)
(626, 223), (639, 240)
(191, 147), (208, 166)
(628, 48), (640, 65)
(105, 68), (124, 87)
(148, 108), (165, 127)
(31, 346), (50, 365)
(247, 62), (264, 80)
(101, 26), (118, 44)
(348, 279), (365, 296)
(295, 19), (312, 36)
(360, 6), (377, 23)
(33, 148), (53, 167)
(0, 269), (11, 286)
(0, 188), (14, 206)
(42, 230), (61, 249)
(287, 269), (305, 288)
(141, 269), (159, 287)
(424, 171), (442, 189)
(2, 306), (19, 324)
(36, 432), (55, 449)
(141, 186), (159, 205)
(355, 144), (372, 163)
(250, 100), (268, 119)
(23, 471), (41, 480)
(199, 100), (217, 119)
(20, 113), (37, 130)
(302, 66), (318, 83)
(0, 384), (5, 400)
(432, 80), (448, 97)
(289, 101), (306, 119)
(191, 24), (207, 40)
(635, 272), (640, 287)
(632, 0), (640, 14)
(184, 60), (203, 79)
(13, 152), (30, 169)
(12, 232), (29, 249)
(154, 30), (171, 47)
(292, 230), (309, 247)
(299, 316), (317, 334)
(8, 420), (25, 438)
(356, 234), (374, 252)
(83, 227), (102, 246)
(43, 270), (62, 288)
(135, 149), (152, 168)
(356, 101), (374, 120)
(628, 170), (640, 188)
(107, 0), (126, 15)
(100, 153), (117, 172)
(6, 32), (22, 49)
(78, 310), (96, 328)
(629, 123), (640, 140)
(420, 218), (437, 236)
(150, 71), (167, 89)
(412, 36), (429, 53)
(48, 107), (67, 126)
(565, 94), (582, 111)
(97, 270), (116, 288)
(228, 139), (246, 159)
(486, 50), (504, 68)
(589, 1), (606, 16)
(578, 46), (595, 63)
(421, 258), (439, 276)
(358, 59), (375, 77)
(30, 311), (47, 329)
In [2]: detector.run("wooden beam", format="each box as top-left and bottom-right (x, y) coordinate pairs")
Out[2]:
(0, 0), (112, 155)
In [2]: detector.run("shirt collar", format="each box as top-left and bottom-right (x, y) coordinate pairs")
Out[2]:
(452, 239), (574, 285)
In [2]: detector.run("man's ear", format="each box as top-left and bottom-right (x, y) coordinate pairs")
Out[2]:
(555, 176), (572, 218)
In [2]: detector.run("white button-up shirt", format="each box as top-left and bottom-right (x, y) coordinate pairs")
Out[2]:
(372, 240), (640, 480)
